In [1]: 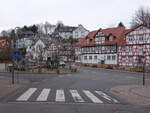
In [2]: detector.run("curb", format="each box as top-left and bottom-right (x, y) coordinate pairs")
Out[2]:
(130, 87), (150, 99)
(0, 80), (30, 103)
(110, 85), (150, 106)
(81, 66), (150, 76)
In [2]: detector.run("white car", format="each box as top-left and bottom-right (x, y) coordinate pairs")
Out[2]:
(59, 61), (65, 67)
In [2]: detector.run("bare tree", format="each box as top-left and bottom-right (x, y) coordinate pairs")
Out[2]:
(37, 22), (51, 35)
(44, 21), (50, 35)
(37, 23), (44, 34)
(131, 7), (150, 28)
(35, 44), (45, 73)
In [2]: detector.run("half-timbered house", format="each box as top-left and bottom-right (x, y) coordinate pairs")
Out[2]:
(76, 27), (125, 65)
(119, 25), (150, 67)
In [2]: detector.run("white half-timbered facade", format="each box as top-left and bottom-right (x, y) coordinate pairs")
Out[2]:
(119, 25), (150, 67)
(76, 27), (125, 65)
(80, 45), (118, 64)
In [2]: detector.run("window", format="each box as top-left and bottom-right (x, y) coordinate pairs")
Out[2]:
(128, 36), (133, 42)
(94, 56), (97, 60)
(95, 38), (100, 44)
(128, 57), (133, 62)
(139, 36), (144, 41)
(127, 46), (132, 52)
(109, 36), (113, 41)
(77, 56), (81, 61)
(122, 57), (127, 62)
(102, 37), (105, 43)
(89, 56), (92, 60)
(107, 55), (111, 60)
(112, 55), (116, 60)
(84, 56), (87, 60)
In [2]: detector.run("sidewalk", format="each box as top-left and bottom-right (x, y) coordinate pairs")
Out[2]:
(0, 78), (29, 102)
(110, 85), (150, 106)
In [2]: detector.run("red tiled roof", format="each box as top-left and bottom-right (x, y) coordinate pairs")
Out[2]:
(75, 37), (96, 47)
(85, 30), (99, 39)
(101, 27), (126, 45)
(119, 29), (131, 46)
(76, 24), (150, 47)
(75, 38), (85, 46)
(124, 24), (149, 35)
(76, 27), (127, 47)
(102, 27), (125, 37)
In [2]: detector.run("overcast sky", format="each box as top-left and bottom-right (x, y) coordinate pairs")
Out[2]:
(0, 0), (150, 32)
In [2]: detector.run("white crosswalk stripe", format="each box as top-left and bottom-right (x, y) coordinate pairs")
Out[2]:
(95, 91), (112, 101)
(83, 90), (103, 103)
(37, 88), (50, 101)
(95, 90), (119, 103)
(55, 89), (65, 102)
(17, 88), (37, 101)
(70, 90), (84, 102)
(15, 88), (119, 104)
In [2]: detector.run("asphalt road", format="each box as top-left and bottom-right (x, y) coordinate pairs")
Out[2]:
(0, 67), (150, 113)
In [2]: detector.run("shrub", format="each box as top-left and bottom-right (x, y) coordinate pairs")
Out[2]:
(105, 65), (113, 69)
(92, 64), (97, 68)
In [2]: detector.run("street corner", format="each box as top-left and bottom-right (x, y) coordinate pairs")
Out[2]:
(0, 79), (29, 102)
(110, 85), (150, 106)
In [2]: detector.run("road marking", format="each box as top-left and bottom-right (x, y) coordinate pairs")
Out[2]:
(55, 89), (65, 102)
(36, 88), (50, 101)
(17, 88), (37, 101)
(15, 88), (119, 104)
(83, 90), (103, 103)
(95, 91), (119, 103)
(70, 90), (84, 102)
(112, 98), (119, 103)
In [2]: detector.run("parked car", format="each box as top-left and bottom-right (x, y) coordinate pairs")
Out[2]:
(59, 61), (66, 67)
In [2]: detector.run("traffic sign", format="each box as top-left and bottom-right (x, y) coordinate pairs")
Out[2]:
(12, 50), (22, 61)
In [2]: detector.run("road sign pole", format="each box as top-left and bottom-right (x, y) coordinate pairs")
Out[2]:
(142, 50), (146, 86)
(143, 62), (145, 86)
(12, 64), (15, 84)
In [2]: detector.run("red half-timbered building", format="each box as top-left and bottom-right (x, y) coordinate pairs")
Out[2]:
(119, 25), (150, 67)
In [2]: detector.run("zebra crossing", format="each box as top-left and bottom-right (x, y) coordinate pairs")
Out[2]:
(15, 88), (119, 104)
(37, 88), (50, 101)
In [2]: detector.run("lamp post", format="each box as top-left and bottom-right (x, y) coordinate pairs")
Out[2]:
(11, 27), (20, 84)
(142, 49), (146, 86)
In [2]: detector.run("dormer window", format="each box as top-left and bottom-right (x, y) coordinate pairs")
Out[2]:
(109, 36), (113, 41)
(95, 32), (105, 44)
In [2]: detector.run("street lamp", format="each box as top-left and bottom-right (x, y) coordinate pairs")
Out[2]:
(142, 48), (146, 86)
(11, 27), (20, 84)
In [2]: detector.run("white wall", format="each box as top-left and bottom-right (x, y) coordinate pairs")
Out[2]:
(73, 25), (89, 39)
(81, 54), (117, 65)
(105, 54), (117, 65)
